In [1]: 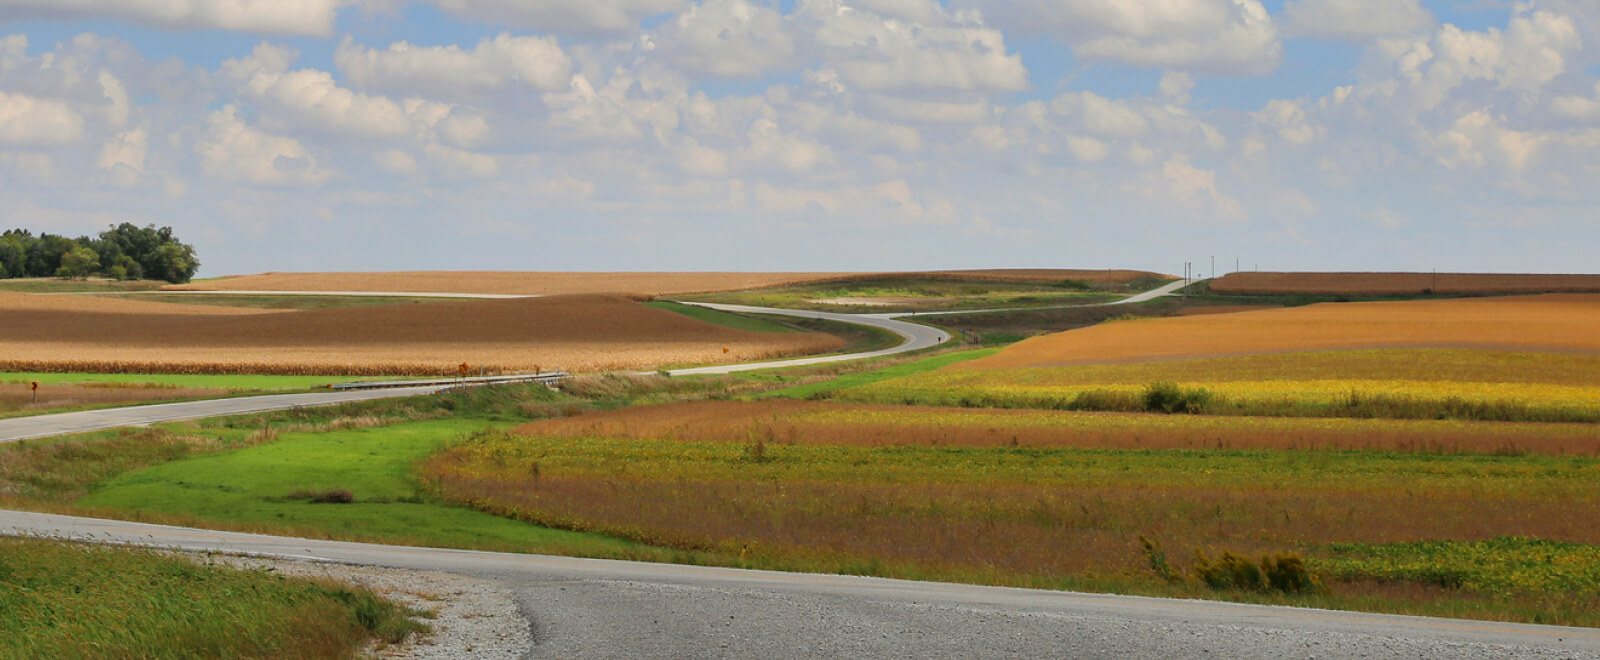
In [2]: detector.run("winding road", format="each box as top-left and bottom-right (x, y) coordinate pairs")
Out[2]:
(8, 278), (1595, 657)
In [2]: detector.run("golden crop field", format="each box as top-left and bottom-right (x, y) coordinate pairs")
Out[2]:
(513, 399), (1600, 455)
(963, 294), (1600, 369)
(1210, 271), (1600, 295)
(0, 292), (841, 375)
(166, 269), (1173, 296)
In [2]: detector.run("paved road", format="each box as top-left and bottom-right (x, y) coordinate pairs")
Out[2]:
(661, 302), (951, 376)
(3, 510), (1595, 658)
(0, 386), (446, 444)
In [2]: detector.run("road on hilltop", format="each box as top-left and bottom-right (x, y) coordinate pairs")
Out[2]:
(2, 509), (1596, 658)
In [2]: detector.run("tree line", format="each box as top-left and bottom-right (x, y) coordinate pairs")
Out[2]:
(0, 223), (201, 283)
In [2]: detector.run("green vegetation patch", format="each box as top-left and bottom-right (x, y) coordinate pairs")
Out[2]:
(1321, 536), (1600, 596)
(645, 301), (800, 333)
(761, 347), (1000, 399)
(74, 417), (667, 558)
(0, 537), (422, 659)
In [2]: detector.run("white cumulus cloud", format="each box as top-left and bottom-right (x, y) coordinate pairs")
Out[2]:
(650, 0), (797, 79)
(335, 33), (573, 97)
(196, 104), (328, 185)
(957, 0), (1282, 75)
(0, 0), (345, 36)
(0, 91), (85, 146)
(422, 0), (687, 35)
(1282, 0), (1433, 42)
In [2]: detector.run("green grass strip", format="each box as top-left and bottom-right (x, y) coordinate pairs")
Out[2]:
(0, 537), (423, 658)
(74, 417), (669, 558)
(759, 347), (1000, 399)
(645, 301), (799, 333)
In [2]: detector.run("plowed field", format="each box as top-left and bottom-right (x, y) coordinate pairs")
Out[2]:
(961, 294), (1600, 369)
(166, 269), (1172, 296)
(0, 292), (842, 375)
(1210, 272), (1600, 295)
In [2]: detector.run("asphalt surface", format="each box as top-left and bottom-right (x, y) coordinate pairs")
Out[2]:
(3, 510), (1596, 658)
(0, 385), (446, 444)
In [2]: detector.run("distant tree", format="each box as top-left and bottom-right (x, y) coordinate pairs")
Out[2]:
(148, 241), (200, 283)
(0, 232), (24, 278)
(98, 223), (199, 283)
(55, 245), (100, 279)
(0, 224), (198, 282)
(26, 234), (76, 278)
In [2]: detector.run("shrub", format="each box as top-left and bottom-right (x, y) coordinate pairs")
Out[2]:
(1191, 548), (1324, 595)
(1143, 381), (1212, 414)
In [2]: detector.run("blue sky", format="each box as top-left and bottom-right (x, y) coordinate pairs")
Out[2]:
(0, 0), (1596, 276)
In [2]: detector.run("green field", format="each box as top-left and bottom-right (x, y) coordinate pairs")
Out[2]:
(0, 537), (422, 658)
(0, 278), (167, 293)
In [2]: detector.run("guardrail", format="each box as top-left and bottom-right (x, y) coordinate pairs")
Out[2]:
(329, 371), (570, 391)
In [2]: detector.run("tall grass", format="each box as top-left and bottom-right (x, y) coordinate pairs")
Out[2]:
(0, 538), (423, 658)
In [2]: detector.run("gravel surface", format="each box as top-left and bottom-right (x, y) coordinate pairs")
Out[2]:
(192, 554), (533, 659)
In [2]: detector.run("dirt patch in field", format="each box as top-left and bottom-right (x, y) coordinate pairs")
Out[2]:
(168, 269), (1173, 296)
(1210, 272), (1600, 295)
(960, 294), (1600, 370)
(0, 292), (843, 375)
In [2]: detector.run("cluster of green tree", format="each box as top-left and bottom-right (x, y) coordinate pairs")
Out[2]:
(0, 224), (200, 283)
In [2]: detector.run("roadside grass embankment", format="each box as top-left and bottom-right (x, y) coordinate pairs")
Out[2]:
(0, 537), (423, 658)
(0, 372), (368, 419)
(0, 385), (696, 562)
(424, 414), (1600, 627)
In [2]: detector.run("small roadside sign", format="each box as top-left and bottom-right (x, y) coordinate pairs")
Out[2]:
(30, 381), (39, 404)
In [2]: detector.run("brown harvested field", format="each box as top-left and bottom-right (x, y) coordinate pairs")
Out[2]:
(1210, 271), (1600, 295)
(515, 399), (1600, 456)
(961, 294), (1600, 370)
(0, 292), (842, 375)
(166, 269), (1173, 296)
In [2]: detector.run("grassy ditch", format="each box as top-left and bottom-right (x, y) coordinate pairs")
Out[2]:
(0, 385), (694, 563)
(0, 537), (423, 658)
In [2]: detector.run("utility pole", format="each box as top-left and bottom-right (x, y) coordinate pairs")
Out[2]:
(1210, 255), (1215, 280)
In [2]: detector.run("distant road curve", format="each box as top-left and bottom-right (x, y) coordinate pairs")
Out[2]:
(661, 302), (951, 376)
(0, 386), (445, 444)
(2, 509), (1596, 658)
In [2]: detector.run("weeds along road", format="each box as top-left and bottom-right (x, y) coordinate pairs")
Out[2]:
(0, 386), (449, 444)
(3, 509), (1598, 658)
